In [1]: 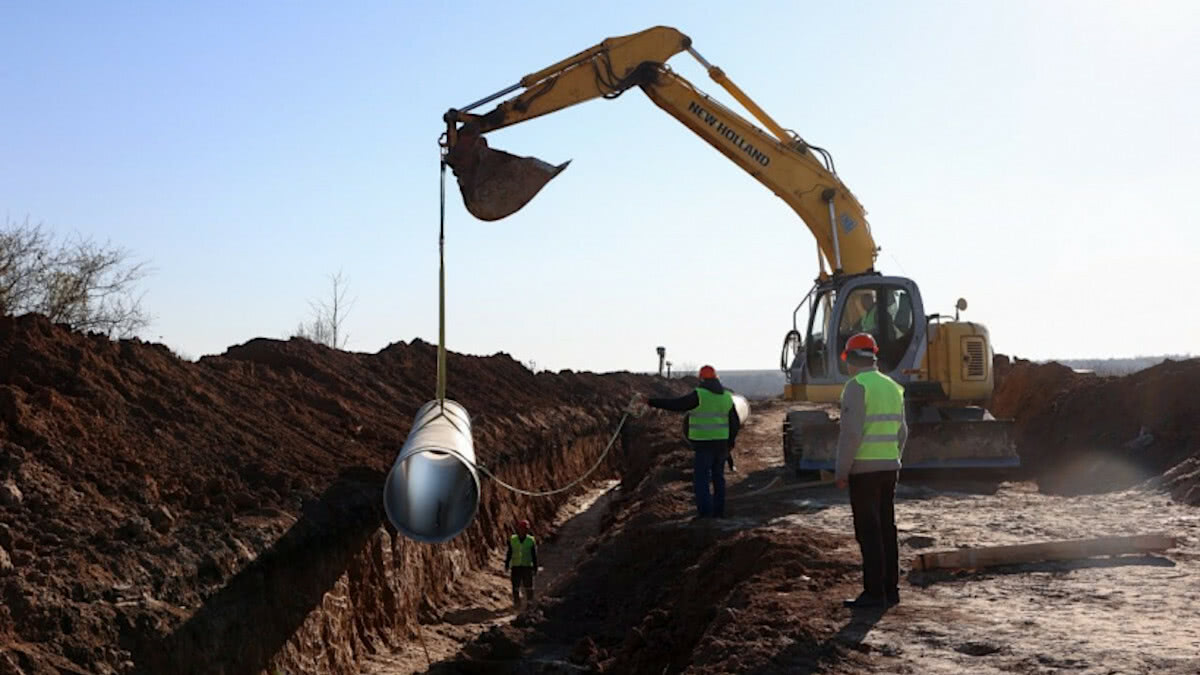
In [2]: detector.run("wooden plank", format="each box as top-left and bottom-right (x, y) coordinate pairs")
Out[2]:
(912, 533), (1176, 571)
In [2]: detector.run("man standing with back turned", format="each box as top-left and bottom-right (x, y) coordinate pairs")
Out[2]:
(835, 333), (907, 609)
(642, 365), (741, 519)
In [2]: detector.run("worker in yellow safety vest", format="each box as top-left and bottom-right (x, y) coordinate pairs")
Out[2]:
(503, 519), (538, 608)
(640, 365), (741, 519)
(835, 333), (907, 609)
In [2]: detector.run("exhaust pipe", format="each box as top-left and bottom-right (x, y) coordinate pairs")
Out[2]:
(383, 399), (480, 543)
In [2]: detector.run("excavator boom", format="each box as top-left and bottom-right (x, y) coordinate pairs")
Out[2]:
(442, 26), (1019, 475)
(442, 26), (878, 276)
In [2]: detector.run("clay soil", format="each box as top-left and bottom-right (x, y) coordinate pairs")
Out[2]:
(0, 314), (690, 675)
(4, 313), (1199, 675)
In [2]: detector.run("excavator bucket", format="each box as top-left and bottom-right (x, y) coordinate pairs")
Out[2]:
(785, 410), (1020, 471)
(444, 133), (570, 221)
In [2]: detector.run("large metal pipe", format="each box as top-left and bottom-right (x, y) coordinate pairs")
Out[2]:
(731, 393), (751, 426)
(383, 399), (480, 543)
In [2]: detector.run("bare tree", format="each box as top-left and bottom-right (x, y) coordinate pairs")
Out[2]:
(0, 217), (151, 337)
(293, 270), (354, 349)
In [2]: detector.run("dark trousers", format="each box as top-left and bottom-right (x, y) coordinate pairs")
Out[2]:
(692, 444), (728, 517)
(848, 470), (899, 598)
(510, 566), (534, 604)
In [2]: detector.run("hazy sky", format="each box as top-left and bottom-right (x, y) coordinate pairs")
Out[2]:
(3, 1), (1197, 372)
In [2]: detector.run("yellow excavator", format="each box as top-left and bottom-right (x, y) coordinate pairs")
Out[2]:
(441, 26), (1018, 472)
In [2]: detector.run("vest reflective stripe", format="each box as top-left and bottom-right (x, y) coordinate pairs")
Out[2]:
(688, 388), (733, 441)
(509, 534), (536, 567)
(842, 370), (905, 461)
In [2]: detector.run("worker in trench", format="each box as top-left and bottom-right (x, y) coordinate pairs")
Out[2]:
(639, 365), (741, 520)
(503, 519), (538, 609)
(835, 333), (907, 609)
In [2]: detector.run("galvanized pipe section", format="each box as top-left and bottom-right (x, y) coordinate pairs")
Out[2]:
(731, 393), (751, 426)
(383, 399), (480, 543)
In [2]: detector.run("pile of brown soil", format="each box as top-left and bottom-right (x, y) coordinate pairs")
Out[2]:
(0, 313), (688, 675)
(1152, 457), (1200, 505)
(991, 356), (1200, 495)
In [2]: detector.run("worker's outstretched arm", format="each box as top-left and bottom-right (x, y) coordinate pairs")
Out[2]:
(648, 390), (700, 411)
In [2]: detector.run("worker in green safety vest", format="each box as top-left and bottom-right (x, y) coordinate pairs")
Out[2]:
(503, 519), (538, 609)
(640, 365), (741, 520)
(835, 333), (908, 609)
(854, 293), (878, 333)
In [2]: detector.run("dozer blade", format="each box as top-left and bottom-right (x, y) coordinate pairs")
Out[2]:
(444, 134), (569, 221)
(788, 416), (1019, 471)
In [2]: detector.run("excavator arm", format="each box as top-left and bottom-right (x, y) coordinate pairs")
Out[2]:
(442, 26), (879, 276)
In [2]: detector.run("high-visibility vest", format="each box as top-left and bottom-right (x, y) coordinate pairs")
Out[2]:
(861, 306), (877, 332)
(509, 534), (536, 567)
(842, 370), (905, 460)
(688, 388), (733, 441)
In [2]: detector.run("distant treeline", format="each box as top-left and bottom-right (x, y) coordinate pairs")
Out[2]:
(1046, 355), (1194, 377)
(646, 355), (1195, 400)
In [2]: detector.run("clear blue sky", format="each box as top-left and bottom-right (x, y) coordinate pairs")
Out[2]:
(3, 1), (1197, 372)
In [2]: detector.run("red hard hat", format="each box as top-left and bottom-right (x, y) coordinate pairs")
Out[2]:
(517, 519), (530, 532)
(699, 365), (717, 380)
(841, 333), (879, 361)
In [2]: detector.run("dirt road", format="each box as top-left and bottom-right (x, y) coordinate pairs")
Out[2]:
(736, 401), (1200, 674)
(374, 399), (1200, 674)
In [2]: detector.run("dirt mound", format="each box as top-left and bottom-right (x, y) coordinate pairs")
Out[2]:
(991, 356), (1200, 494)
(1151, 457), (1200, 505)
(0, 313), (688, 674)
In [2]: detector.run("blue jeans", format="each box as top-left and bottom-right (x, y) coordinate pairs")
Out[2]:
(693, 445), (728, 517)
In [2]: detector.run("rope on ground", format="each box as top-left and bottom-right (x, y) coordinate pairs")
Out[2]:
(476, 410), (631, 497)
(729, 478), (831, 501)
(415, 616), (432, 667)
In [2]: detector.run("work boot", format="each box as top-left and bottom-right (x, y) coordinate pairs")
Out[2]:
(842, 592), (887, 609)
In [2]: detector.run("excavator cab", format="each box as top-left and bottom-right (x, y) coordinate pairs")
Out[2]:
(781, 275), (1019, 473)
(798, 278), (920, 382)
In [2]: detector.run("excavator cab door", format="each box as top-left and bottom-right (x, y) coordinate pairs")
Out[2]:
(795, 276), (926, 389)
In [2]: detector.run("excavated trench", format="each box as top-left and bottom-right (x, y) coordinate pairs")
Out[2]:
(2, 314), (1199, 675)
(0, 314), (690, 675)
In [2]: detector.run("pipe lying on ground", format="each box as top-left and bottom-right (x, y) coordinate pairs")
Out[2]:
(383, 399), (480, 543)
(911, 533), (1177, 571)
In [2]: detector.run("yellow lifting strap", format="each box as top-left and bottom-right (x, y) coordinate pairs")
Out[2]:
(437, 161), (448, 405)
